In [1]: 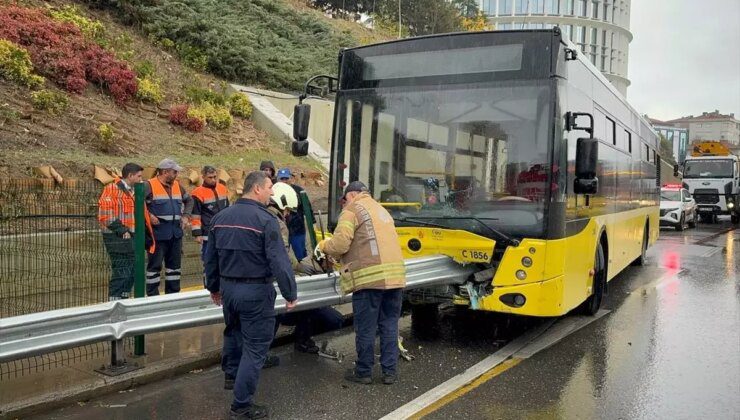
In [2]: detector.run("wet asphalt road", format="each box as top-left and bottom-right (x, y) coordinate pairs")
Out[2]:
(33, 221), (739, 420)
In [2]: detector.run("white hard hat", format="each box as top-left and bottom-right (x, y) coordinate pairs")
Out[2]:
(271, 182), (299, 211)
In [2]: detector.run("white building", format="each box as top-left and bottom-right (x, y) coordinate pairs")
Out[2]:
(480, 0), (632, 96)
(667, 111), (740, 149)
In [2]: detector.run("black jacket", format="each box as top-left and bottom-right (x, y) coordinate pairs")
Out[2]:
(204, 198), (297, 302)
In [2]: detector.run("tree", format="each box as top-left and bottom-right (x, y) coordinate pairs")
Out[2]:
(460, 12), (493, 31)
(658, 133), (677, 165)
(374, 0), (462, 36)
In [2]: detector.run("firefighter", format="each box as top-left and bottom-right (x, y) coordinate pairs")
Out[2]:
(315, 181), (406, 385)
(267, 182), (343, 357)
(190, 166), (230, 265)
(276, 168), (309, 260)
(144, 158), (192, 296)
(205, 171), (297, 420)
(97, 162), (154, 300)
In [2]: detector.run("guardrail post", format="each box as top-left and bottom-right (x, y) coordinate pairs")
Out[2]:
(134, 182), (146, 356)
(95, 339), (141, 376)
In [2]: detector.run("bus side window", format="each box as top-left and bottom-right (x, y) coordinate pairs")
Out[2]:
(606, 117), (615, 146)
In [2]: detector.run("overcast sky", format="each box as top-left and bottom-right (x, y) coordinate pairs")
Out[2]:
(628, 0), (740, 121)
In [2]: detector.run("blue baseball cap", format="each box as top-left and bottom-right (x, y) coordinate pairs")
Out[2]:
(277, 168), (291, 180)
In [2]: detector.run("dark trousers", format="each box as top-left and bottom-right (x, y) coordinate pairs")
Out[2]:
(221, 281), (276, 411)
(277, 307), (344, 342)
(352, 288), (403, 377)
(102, 232), (135, 299)
(289, 233), (307, 261)
(200, 240), (208, 286)
(146, 237), (182, 296)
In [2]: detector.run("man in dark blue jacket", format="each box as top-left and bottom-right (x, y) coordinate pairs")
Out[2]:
(205, 171), (298, 420)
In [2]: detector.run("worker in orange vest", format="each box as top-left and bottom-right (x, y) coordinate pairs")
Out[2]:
(144, 158), (192, 296)
(97, 162), (154, 300)
(191, 166), (230, 272)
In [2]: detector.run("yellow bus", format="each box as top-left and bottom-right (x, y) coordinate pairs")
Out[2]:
(292, 28), (660, 317)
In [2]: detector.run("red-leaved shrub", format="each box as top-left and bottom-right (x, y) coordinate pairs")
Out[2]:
(169, 104), (189, 125)
(169, 103), (204, 132)
(0, 5), (137, 103)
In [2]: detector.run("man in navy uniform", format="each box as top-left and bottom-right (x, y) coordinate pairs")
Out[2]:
(205, 171), (298, 420)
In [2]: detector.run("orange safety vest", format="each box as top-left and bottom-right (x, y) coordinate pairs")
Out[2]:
(98, 178), (155, 252)
(191, 183), (230, 236)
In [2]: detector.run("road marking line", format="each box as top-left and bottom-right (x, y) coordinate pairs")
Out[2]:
(515, 309), (609, 359)
(408, 358), (523, 420)
(181, 285), (204, 292)
(379, 320), (555, 420)
(629, 271), (683, 296)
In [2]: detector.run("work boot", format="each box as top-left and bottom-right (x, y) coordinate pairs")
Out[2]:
(262, 354), (280, 369)
(294, 338), (319, 354)
(224, 375), (235, 390)
(229, 404), (268, 420)
(382, 372), (398, 385)
(344, 368), (372, 385)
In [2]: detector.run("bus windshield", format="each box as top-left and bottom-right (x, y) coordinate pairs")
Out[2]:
(683, 159), (734, 178)
(331, 80), (552, 240)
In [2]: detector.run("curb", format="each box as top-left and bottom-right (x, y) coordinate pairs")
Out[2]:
(1, 313), (355, 419)
(1, 350), (221, 419)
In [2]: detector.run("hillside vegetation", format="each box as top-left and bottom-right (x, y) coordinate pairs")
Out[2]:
(0, 0), (390, 183)
(87, 0), (382, 91)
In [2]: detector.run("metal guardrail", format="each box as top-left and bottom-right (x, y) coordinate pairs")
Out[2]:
(0, 255), (476, 363)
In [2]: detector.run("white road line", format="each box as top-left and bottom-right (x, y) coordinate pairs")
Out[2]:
(514, 310), (609, 359)
(379, 320), (556, 420)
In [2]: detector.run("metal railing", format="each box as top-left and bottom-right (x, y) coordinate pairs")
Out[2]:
(0, 255), (476, 364)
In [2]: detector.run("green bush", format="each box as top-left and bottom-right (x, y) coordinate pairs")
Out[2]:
(229, 93), (252, 119)
(31, 90), (69, 114)
(176, 43), (208, 71)
(136, 76), (164, 104)
(48, 5), (105, 40)
(97, 123), (115, 151)
(134, 60), (155, 78)
(192, 102), (233, 130)
(160, 38), (175, 49)
(0, 40), (45, 89)
(185, 86), (228, 106)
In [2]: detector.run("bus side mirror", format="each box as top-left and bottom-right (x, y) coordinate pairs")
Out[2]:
(292, 103), (311, 157)
(673, 164), (680, 177)
(574, 137), (599, 195)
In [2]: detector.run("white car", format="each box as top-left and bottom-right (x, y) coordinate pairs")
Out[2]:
(660, 185), (697, 231)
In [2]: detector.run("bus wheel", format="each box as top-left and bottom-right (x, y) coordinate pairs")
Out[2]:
(579, 242), (606, 316)
(411, 303), (439, 325)
(732, 213), (739, 224)
(631, 225), (648, 266)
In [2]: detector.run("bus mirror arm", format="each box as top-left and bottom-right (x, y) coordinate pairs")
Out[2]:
(292, 74), (338, 157)
(574, 137), (599, 195)
(565, 112), (594, 136)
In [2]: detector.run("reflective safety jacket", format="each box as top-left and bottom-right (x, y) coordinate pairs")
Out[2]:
(97, 178), (155, 252)
(191, 183), (230, 237)
(320, 192), (406, 294)
(145, 178), (190, 241)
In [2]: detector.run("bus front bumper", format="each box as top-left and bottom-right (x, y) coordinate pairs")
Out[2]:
(476, 275), (569, 317)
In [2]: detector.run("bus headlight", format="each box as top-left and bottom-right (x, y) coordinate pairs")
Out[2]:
(521, 257), (533, 267)
(515, 270), (527, 280)
(728, 202), (735, 209)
